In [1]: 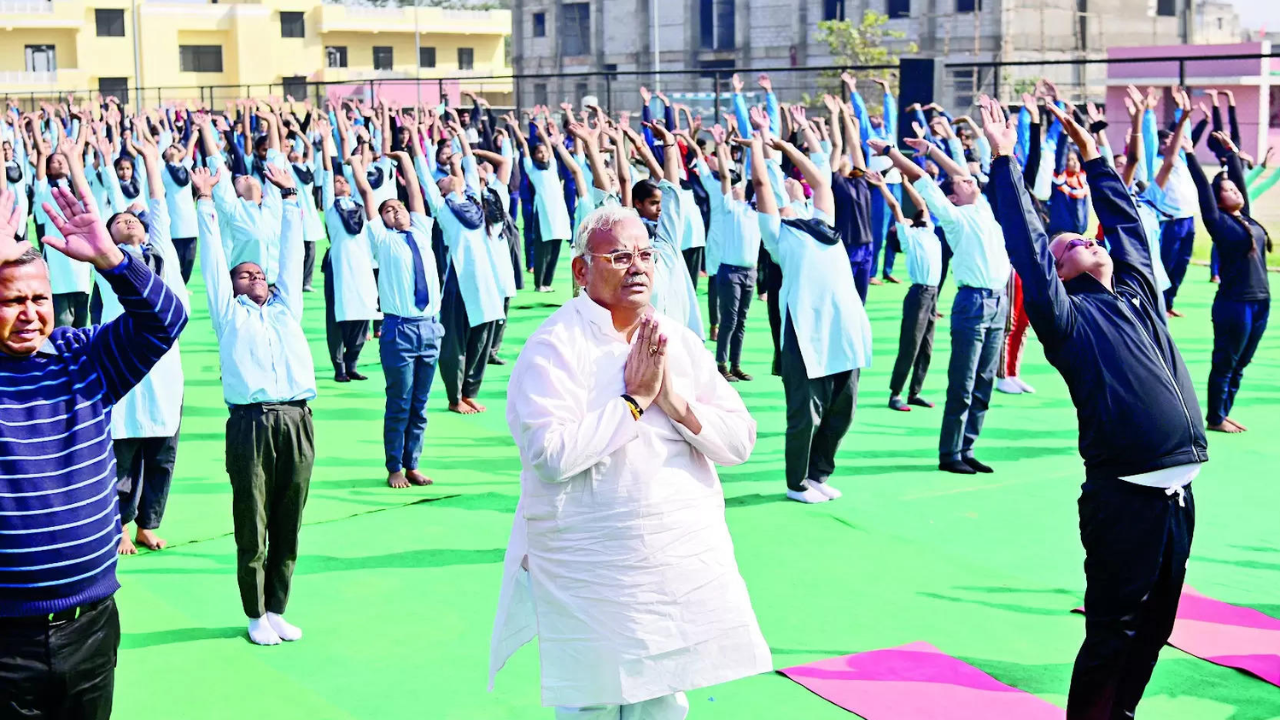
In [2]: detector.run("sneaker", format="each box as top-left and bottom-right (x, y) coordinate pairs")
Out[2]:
(996, 377), (1023, 395)
(889, 396), (911, 412)
(302, 285), (315, 293)
(962, 456), (994, 473)
(1013, 377), (1036, 394)
(939, 459), (977, 475)
(810, 481), (842, 500)
(487, 354), (507, 366)
(730, 367), (753, 382)
(786, 487), (830, 504)
(907, 395), (935, 409)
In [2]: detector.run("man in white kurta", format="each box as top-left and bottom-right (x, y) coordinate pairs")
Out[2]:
(490, 206), (772, 719)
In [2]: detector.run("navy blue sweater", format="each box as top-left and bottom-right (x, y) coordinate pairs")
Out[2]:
(990, 155), (1208, 479)
(1187, 152), (1270, 302)
(0, 253), (187, 617)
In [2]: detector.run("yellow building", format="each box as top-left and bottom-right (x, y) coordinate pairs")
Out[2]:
(0, 0), (513, 108)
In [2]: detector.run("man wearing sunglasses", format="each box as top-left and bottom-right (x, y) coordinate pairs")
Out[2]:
(980, 96), (1206, 720)
(492, 204), (770, 719)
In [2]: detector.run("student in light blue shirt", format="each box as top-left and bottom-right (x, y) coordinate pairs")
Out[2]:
(191, 163), (315, 648)
(161, 132), (199, 283)
(878, 132), (1010, 475)
(748, 106), (871, 505)
(352, 147), (444, 491)
(286, 131), (324, 292)
(511, 116), (573, 292)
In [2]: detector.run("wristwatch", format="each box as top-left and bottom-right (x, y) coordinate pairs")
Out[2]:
(281, 188), (298, 199)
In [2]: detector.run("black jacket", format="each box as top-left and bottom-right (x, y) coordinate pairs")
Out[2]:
(1186, 151), (1270, 302)
(991, 155), (1208, 479)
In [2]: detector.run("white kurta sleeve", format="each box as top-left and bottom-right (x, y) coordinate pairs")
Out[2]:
(509, 335), (642, 483)
(669, 334), (757, 466)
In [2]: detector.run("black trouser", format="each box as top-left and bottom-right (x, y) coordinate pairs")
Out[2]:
(371, 268), (383, 337)
(114, 433), (179, 530)
(302, 241), (316, 289)
(172, 237), (197, 284)
(226, 401), (314, 619)
(322, 250), (369, 375)
(491, 297), (511, 357)
(707, 274), (719, 330)
(1206, 297), (1268, 426)
(1068, 477), (1194, 720)
(890, 284), (939, 399)
(682, 247), (704, 290)
(439, 270), (495, 404)
(0, 597), (119, 720)
(53, 292), (89, 329)
(780, 317), (859, 492)
(88, 286), (102, 326)
(534, 238), (562, 288)
(715, 265), (755, 366)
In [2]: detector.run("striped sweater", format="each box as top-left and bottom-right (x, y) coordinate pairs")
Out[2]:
(0, 253), (187, 617)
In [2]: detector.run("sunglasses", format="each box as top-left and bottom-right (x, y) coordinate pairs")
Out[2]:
(1054, 237), (1097, 268)
(584, 248), (657, 270)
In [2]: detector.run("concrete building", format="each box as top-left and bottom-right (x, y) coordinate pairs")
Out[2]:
(0, 0), (513, 109)
(509, 0), (1244, 112)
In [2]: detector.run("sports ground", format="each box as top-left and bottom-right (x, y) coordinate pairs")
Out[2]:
(109, 253), (1279, 719)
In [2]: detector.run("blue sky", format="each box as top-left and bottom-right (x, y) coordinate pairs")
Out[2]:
(1225, 0), (1280, 30)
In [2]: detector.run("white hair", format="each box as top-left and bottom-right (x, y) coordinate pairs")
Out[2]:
(572, 204), (641, 259)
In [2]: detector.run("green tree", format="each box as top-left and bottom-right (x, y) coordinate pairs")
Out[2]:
(814, 10), (916, 112)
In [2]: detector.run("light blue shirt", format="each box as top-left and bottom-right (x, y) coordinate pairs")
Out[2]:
(33, 177), (93, 295)
(206, 151), (285, 284)
(415, 154), (504, 327)
(651, 180), (704, 340)
(912, 178), (1010, 291)
(1152, 155), (1197, 220)
(897, 221), (942, 287)
(522, 155), (572, 241)
(760, 209), (873, 379)
(162, 159), (198, 239)
(695, 158), (759, 271)
(320, 169), (380, 322)
(197, 198), (317, 405)
(366, 210), (443, 320)
(291, 160), (326, 244)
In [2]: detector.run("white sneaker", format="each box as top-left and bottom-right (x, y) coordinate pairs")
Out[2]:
(1014, 377), (1036, 394)
(995, 377), (1023, 395)
(786, 487), (830, 504)
(810, 482), (843, 500)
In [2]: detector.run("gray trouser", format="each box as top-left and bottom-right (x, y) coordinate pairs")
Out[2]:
(890, 284), (938, 399)
(780, 316), (859, 491)
(939, 286), (1007, 462)
(715, 264), (756, 366)
(53, 292), (90, 329)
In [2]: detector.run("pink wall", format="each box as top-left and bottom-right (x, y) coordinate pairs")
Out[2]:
(1107, 42), (1268, 79)
(322, 81), (462, 108)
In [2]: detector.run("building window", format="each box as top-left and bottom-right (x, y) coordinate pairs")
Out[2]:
(283, 76), (307, 99)
(373, 46), (393, 71)
(1077, 0), (1087, 50)
(533, 82), (548, 107)
(1156, 0), (1176, 16)
(823, 0), (847, 21)
(698, 58), (734, 80)
(561, 2), (590, 56)
(887, 0), (910, 19)
(98, 77), (129, 104)
(574, 81), (589, 102)
(457, 47), (474, 70)
(956, 0), (980, 12)
(950, 67), (976, 109)
(95, 9), (125, 37)
(532, 11), (546, 37)
(25, 45), (56, 73)
(699, 0), (734, 51)
(179, 45), (223, 73)
(326, 46), (347, 68)
(280, 11), (305, 38)
(420, 47), (437, 68)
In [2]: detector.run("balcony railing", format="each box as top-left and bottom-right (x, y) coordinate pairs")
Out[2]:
(0, 70), (59, 84)
(0, 0), (55, 12)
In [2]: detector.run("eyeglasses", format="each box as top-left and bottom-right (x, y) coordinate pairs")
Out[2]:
(584, 248), (657, 269)
(1054, 237), (1097, 268)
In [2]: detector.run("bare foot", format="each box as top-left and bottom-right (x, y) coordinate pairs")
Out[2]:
(449, 402), (479, 415)
(135, 528), (167, 551)
(388, 471), (410, 488)
(1167, 308), (1185, 318)
(1207, 421), (1244, 433)
(463, 397), (487, 413)
(1225, 417), (1248, 431)
(406, 469), (433, 486)
(117, 535), (138, 555)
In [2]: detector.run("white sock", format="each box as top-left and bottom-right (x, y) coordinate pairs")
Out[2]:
(266, 612), (303, 641)
(810, 481), (843, 500)
(995, 377), (1023, 394)
(1014, 377), (1036, 394)
(248, 617), (282, 646)
(786, 487), (830, 504)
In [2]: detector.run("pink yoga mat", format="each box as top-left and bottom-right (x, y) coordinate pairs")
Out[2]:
(1074, 585), (1280, 687)
(779, 641), (1064, 719)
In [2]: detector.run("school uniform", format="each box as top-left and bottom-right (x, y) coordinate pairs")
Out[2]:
(650, 180), (704, 341)
(320, 168), (379, 378)
(206, 150), (285, 285)
(291, 159), (325, 290)
(890, 221), (942, 400)
(1153, 155), (1198, 310)
(33, 176), (93, 328)
(695, 159), (759, 369)
(522, 154), (572, 288)
(162, 159), (199, 284)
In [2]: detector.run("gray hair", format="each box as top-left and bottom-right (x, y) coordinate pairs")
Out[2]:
(572, 204), (641, 259)
(1, 246), (43, 270)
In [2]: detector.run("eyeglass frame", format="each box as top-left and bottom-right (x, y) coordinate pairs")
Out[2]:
(581, 247), (658, 270)
(1053, 236), (1099, 269)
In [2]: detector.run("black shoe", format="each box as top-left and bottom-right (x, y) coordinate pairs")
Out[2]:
(963, 457), (994, 473)
(334, 373), (351, 383)
(908, 395), (935, 409)
(347, 370), (369, 381)
(889, 396), (910, 412)
(730, 367), (753, 382)
(717, 364), (738, 382)
(487, 354), (507, 366)
(939, 459), (977, 475)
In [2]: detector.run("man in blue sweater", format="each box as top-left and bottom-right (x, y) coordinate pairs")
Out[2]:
(0, 184), (188, 718)
(981, 97), (1207, 720)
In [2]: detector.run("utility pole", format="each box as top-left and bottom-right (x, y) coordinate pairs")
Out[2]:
(131, 0), (142, 112)
(414, 0), (421, 106)
(651, 0), (659, 93)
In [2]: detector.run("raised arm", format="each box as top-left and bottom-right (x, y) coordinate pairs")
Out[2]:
(1155, 89), (1191, 190)
(866, 171), (906, 224)
(769, 135), (833, 217)
(262, 164), (304, 321)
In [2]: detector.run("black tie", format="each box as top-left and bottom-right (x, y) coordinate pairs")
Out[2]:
(403, 231), (429, 311)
